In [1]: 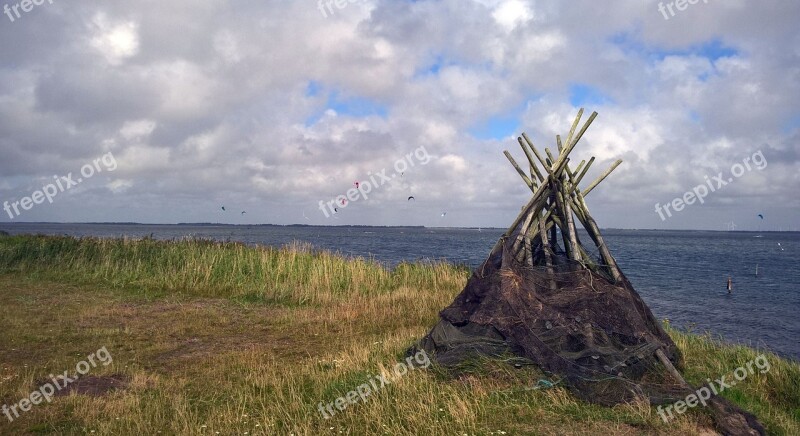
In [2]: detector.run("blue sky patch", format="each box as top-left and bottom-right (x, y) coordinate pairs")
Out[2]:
(305, 86), (389, 126)
(468, 114), (519, 140)
(783, 113), (800, 133)
(610, 33), (739, 62)
(687, 39), (738, 61)
(326, 91), (388, 118)
(414, 54), (447, 78)
(468, 98), (542, 140)
(305, 80), (323, 97)
(569, 83), (614, 107)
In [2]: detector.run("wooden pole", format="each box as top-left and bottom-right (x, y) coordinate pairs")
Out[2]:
(573, 157), (595, 189)
(517, 137), (545, 183)
(574, 192), (622, 281)
(558, 176), (580, 262)
(564, 108), (584, 152)
(551, 111), (598, 179)
(548, 197), (558, 252)
(656, 349), (691, 389)
(521, 133), (553, 176)
(583, 159), (622, 196)
(503, 151), (535, 189)
(525, 232), (534, 267)
(539, 216), (557, 290)
(487, 182), (550, 257)
(545, 147), (557, 165)
(512, 207), (538, 254)
(561, 159), (622, 281)
(551, 179), (576, 261)
(573, 159), (586, 179)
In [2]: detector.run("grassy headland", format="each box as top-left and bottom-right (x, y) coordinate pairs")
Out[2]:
(0, 235), (797, 435)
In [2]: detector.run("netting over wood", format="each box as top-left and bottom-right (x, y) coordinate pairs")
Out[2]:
(411, 109), (765, 435)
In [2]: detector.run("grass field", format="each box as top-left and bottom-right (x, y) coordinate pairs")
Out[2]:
(0, 235), (798, 435)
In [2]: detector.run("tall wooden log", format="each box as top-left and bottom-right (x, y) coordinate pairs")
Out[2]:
(583, 159), (622, 196)
(558, 176), (580, 262)
(487, 182), (550, 257)
(551, 179), (576, 260)
(517, 137), (545, 183)
(512, 207), (538, 254)
(575, 192), (622, 281)
(573, 157), (595, 189)
(561, 158), (623, 281)
(564, 108), (584, 151)
(545, 147), (556, 165)
(573, 159), (586, 179)
(503, 151), (535, 189)
(521, 133), (553, 176)
(551, 112), (597, 179)
(539, 216), (557, 290)
(548, 197), (558, 252)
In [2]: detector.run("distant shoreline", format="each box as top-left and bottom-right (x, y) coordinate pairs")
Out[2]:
(0, 222), (797, 233)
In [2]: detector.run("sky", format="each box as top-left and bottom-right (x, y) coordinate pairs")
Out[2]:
(0, 0), (798, 231)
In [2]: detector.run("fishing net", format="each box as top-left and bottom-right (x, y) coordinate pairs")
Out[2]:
(414, 236), (688, 405)
(412, 235), (766, 435)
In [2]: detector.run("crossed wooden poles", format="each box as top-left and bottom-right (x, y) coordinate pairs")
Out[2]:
(493, 108), (623, 284)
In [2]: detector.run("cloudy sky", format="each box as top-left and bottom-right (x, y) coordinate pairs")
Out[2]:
(0, 0), (798, 230)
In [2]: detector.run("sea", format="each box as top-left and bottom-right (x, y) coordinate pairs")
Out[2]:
(2, 223), (798, 361)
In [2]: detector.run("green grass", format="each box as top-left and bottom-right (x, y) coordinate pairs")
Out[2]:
(0, 235), (468, 305)
(0, 235), (797, 435)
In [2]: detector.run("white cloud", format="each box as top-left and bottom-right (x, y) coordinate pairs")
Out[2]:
(89, 12), (140, 65)
(120, 119), (156, 141)
(492, 0), (533, 31)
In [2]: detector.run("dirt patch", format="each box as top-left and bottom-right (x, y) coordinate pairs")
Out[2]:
(48, 374), (129, 397)
(81, 299), (336, 368)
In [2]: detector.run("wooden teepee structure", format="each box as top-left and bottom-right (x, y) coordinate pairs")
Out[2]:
(414, 109), (767, 435)
(494, 108), (623, 283)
